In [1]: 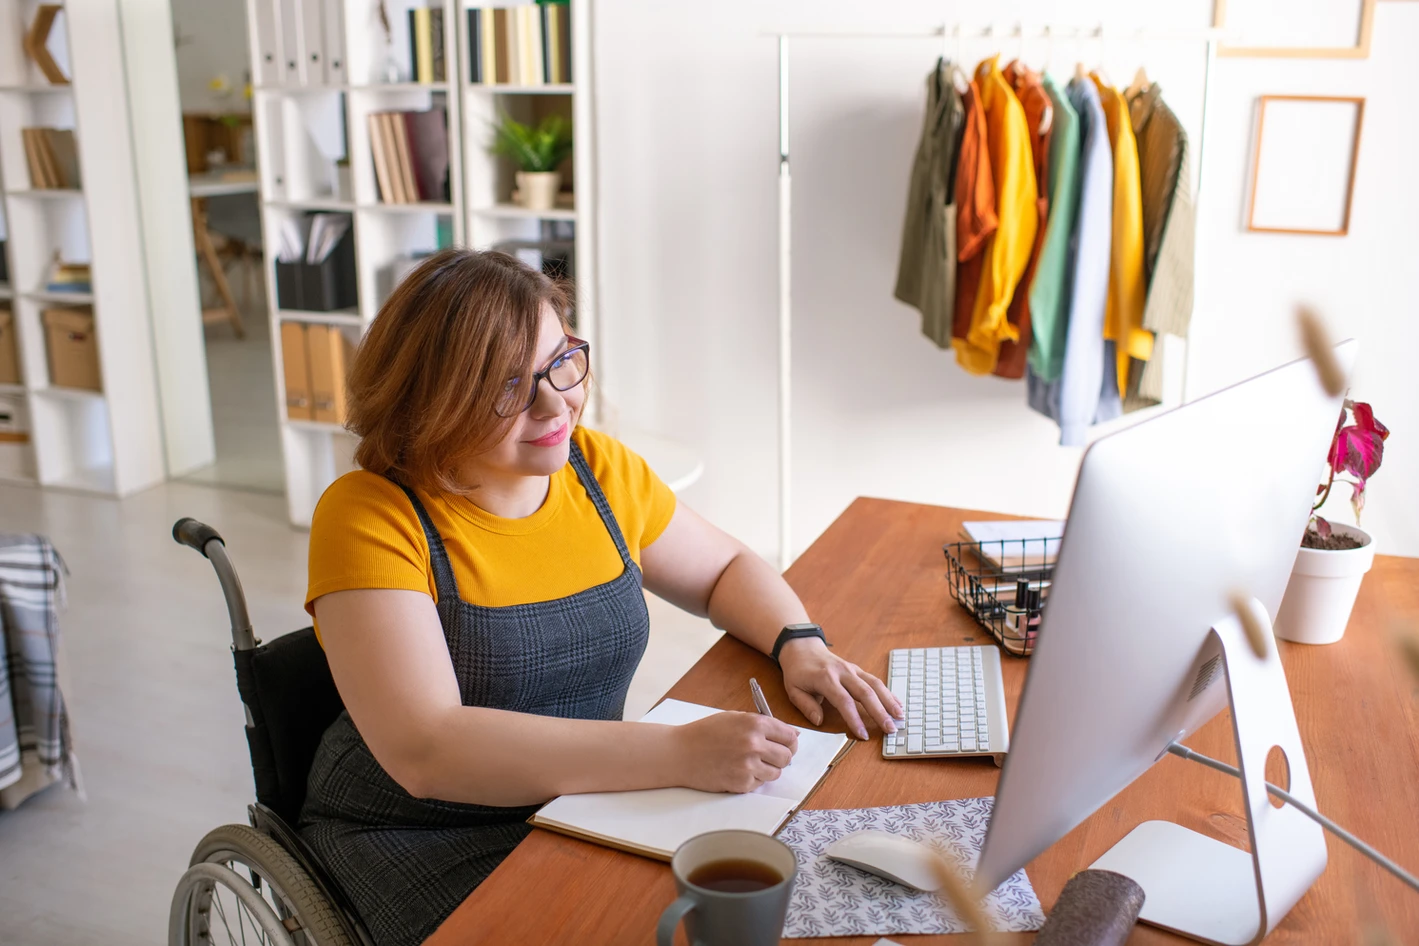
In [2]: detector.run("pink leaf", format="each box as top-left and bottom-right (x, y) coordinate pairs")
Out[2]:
(1337, 426), (1386, 481)
(1350, 481), (1367, 522)
(1314, 516), (1333, 538)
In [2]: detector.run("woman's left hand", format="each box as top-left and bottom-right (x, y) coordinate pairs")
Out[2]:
(777, 638), (903, 740)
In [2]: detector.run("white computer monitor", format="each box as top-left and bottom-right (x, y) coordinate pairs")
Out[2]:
(975, 343), (1356, 945)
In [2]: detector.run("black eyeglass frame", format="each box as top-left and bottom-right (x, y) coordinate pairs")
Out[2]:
(495, 336), (592, 417)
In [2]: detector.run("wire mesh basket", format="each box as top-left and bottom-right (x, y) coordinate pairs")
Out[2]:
(943, 536), (1060, 657)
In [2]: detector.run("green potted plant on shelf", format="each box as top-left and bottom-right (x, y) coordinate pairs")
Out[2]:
(490, 113), (572, 212)
(1274, 399), (1389, 645)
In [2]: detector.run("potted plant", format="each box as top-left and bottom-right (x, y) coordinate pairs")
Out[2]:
(1274, 399), (1390, 645)
(491, 113), (572, 212)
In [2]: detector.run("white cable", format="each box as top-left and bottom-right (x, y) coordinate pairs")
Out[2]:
(1166, 742), (1419, 894)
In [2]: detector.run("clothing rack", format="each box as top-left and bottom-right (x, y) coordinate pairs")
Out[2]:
(769, 24), (1223, 569)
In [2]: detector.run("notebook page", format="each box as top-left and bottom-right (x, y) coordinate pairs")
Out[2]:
(638, 699), (849, 801)
(532, 699), (847, 857)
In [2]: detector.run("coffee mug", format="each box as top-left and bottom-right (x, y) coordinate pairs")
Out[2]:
(656, 830), (798, 946)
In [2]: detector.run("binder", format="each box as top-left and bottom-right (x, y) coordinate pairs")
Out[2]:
(368, 113), (396, 203)
(253, 0), (282, 86)
(467, 8), (482, 82)
(320, 0), (345, 85)
(299, 0), (325, 83)
(491, 8), (510, 84)
(279, 0), (305, 85)
(521, 6), (542, 86)
(280, 322), (314, 420)
(410, 7), (433, 83)
(307, 324), (355, 424)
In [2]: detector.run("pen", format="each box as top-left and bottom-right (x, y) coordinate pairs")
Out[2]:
(749, 677), (774, 719)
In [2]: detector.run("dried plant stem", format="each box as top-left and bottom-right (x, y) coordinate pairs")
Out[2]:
(1231, 592), (1273, 659)
(1297, 306), (1346, 397)
(927, 851), (1000, 944)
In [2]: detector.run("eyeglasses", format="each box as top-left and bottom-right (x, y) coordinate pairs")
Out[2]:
(494, 336), (591, 417)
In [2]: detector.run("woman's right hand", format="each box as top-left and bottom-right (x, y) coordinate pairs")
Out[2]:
(672, 712), (799, 793)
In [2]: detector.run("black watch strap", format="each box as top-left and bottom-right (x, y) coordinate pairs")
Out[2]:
(771, 624), (830, 663)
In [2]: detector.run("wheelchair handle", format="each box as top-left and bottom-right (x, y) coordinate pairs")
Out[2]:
(173, 518), (258, 651)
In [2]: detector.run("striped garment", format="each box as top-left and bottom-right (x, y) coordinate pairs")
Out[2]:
(0, 534), (80, 806)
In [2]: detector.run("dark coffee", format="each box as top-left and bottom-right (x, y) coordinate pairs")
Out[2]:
(687, 858), (783, 893)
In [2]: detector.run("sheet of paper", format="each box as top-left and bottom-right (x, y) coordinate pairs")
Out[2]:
(778, 798), (1045, 938)
(961, 519), (1063, 572)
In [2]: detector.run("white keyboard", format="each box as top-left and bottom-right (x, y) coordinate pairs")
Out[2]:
(882, 645), (1010, 766)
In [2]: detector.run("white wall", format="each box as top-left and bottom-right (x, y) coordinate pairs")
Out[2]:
(171, 0), (251, 112)
(594, 0), (1419, 559)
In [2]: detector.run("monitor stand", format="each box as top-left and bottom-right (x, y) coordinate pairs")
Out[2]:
(1089, 606), (1328, 946)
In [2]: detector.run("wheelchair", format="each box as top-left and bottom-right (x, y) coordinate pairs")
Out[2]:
(168, 518), (374, 946)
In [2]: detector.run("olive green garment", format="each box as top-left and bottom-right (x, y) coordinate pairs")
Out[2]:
(894, 59), (966, 349)
(1123, 83), (1195, 412)
(1025, 73), (1081, 383)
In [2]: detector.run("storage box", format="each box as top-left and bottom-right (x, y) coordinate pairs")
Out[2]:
(274, 226), (357, 312)
(43, 307), (101, 391)
(0, 308), (18, 385)
(280, 321), (313, 420)
(0, 394), (34, 480)
(307, 325), (355, 424)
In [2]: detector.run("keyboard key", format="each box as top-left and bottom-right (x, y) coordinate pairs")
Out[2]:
(907, 735), (923, 753)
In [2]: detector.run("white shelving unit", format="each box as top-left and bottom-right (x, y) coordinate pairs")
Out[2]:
(0, 0), (170, 496)
(247, 0), (467, 525)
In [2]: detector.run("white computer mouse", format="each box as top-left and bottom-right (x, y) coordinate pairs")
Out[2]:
(822, 829), (943, 892)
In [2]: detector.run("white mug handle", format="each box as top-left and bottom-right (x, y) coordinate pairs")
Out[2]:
(656, 895), (696, 946)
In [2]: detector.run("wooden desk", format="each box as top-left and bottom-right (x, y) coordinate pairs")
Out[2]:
(428, 498), (1419, 944)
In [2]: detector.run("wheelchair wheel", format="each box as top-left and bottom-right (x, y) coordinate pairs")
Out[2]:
(170, 823), (354, 946)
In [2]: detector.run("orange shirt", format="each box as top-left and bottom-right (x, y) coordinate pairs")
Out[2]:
(951, 75), (997, 345)
(952, 56), (1039, 376)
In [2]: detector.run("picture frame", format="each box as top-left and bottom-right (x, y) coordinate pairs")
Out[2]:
(1246, 95), (1364, 237)
(1213, 0), (1375, 59)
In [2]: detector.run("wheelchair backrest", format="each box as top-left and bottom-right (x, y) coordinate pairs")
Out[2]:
(232, 627), (345, 826)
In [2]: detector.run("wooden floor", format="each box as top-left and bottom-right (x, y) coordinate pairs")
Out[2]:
(0, 478), (719, 945)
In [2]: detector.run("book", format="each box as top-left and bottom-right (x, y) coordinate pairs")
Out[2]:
(22, 129), (51, 188)
(467, 9), (482, 82)
(491, 8), (510, 84)
(410, 7), (433, 84)
(545, 4), (569, 84)
(367, 113), (396, 203)
(960, 520), (1064, 573)
(387, 111), (419, 203)
(403, 109), (449, 202)
(529, 699), (852, 861)
(430, 6), (445, 82)
(504, 6), (520, 87)
(521, 5), (543, 85)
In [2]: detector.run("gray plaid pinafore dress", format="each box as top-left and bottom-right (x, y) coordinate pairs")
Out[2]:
(299, 443), (652, 946)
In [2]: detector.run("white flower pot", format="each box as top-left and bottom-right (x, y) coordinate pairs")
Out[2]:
(515, 171), (561, 211)
(1274, 523), (1375, 645)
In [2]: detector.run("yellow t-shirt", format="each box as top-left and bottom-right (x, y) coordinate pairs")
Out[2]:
(306, 427), (677, 637)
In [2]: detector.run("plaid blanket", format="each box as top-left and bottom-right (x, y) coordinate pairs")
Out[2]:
(0, 534), (78, 799)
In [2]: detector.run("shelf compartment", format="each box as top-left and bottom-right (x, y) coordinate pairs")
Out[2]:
(28, 390), (115, 494)
(353, 209), (447, 317)
(256, 90), (351, 204)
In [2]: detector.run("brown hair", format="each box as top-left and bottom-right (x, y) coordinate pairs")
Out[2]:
(347, 248), (572, 492)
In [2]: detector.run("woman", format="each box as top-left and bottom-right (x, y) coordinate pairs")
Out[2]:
(299, 249), (901, 946)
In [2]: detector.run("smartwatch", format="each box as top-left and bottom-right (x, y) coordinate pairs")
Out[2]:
(771, 623), (830, 664)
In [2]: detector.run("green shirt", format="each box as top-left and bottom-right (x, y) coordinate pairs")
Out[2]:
(1026, 74), (1081, 383)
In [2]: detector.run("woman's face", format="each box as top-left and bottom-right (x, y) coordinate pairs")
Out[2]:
(470, 304), (586, 481)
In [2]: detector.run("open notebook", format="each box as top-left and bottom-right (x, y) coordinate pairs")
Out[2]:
(530, 699), (852, 860)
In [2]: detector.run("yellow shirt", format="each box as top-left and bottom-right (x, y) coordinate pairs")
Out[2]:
(953, 55), (1039, 376)
(306, 426), (677, 638)
(1092, 74), (1153, 391)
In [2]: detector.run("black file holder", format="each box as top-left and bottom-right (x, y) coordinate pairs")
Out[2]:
(275, 222), (357, 312)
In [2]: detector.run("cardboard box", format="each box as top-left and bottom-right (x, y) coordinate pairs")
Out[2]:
(42, 307), (101, 391)
(0, 308), (18, 385)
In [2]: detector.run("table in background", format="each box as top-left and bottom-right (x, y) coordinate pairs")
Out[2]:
(188, 171), (259, 339)
(428, 498), (1419, 944)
